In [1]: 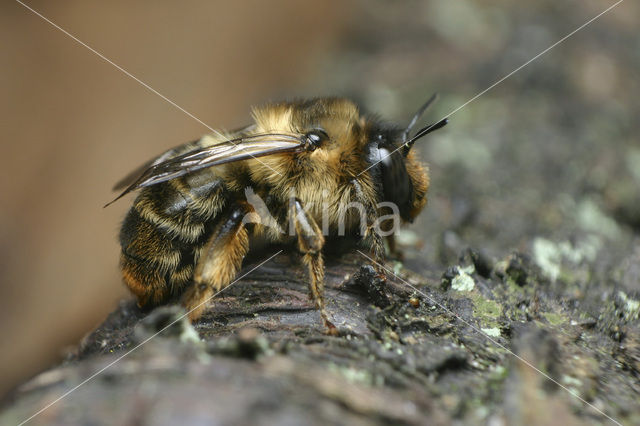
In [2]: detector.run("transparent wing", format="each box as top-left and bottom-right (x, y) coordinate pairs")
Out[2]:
(112, 124), (257, 191)
(111, 143), (195, 191)
(106, 132), (304, 206)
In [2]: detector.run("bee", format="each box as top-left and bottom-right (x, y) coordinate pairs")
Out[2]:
(108, 96), (447, 330)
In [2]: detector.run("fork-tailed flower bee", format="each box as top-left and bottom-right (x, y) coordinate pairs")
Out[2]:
(109, 96), (447, 330)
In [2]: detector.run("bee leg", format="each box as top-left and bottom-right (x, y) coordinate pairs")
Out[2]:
(381, 219), (403, 261)
(182, 204), (250, 321)
(365, 227), (385, 266)
(350, 179), (386, 272)
(290, 198), (337, 333)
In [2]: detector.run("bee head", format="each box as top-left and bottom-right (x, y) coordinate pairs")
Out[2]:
(366, 95), (448, 222)
(254, 96), (446, 223)
(365, 128), (420, 222)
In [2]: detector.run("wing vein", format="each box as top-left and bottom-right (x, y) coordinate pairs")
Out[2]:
(105, 132), (305, 207)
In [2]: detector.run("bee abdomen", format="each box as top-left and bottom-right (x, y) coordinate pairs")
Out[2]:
(120, 207), (188, 306)
(133, 176), (225, 241)
(119, 177), (226, 308)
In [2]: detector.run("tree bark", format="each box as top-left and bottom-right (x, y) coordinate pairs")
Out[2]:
(2, 249), (639, 425)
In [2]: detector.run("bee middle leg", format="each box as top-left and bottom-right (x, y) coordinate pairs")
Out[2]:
(290, 198), (336, 332)
(182, 204), (250, 321)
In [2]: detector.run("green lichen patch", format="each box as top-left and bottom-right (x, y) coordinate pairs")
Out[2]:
(532, 236), (601, 284)
(481, 327), (501, 337)
(441, 265), (476, 292)
(452, 271), (475, 292)
(541, 312), (566, 326)
(617, 291), (640, 321)
(469, 292), (502, 330)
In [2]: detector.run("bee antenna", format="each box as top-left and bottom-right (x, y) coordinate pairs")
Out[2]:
(402, 93), (439, 143)
(402, 118), (448, 156)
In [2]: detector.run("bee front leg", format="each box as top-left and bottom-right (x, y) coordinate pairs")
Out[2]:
(182, 204), (250, 321)
(350, 179), (386, 271)
(364, 226), (385, 267)
(290, 198), (336, 333)
(380, 218), (403, 261)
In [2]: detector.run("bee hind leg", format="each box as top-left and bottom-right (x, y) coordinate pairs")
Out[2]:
(182, 204), (250, 321)
(290, 198), (337, 334)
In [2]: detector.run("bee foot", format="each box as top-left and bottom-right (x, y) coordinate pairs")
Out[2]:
(323, 320), (340, 336)
(182, 284), (212, 322)
(373, 266), (387, 280)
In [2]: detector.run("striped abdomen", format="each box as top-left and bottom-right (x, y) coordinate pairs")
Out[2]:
(119, 171), (227, 308)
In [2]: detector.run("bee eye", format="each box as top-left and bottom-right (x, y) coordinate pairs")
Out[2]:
(305, 128), (329, 149)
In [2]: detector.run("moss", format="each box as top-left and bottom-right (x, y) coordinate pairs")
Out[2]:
(469, 292), (502, 329)
(542, 312), (566, 326)
(428, 314), (453, 331)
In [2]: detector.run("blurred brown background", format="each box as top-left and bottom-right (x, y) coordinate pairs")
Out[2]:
(2, 0), (637, 397)
(0, 0), (351, 395)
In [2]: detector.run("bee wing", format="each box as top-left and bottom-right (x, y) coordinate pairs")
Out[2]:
(112, 124), (258, 191)
(106, 132), (304, 206)
(111, 145), (192, 191)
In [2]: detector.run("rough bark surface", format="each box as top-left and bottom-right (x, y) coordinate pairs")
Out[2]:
(3, 247), (639, 425)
